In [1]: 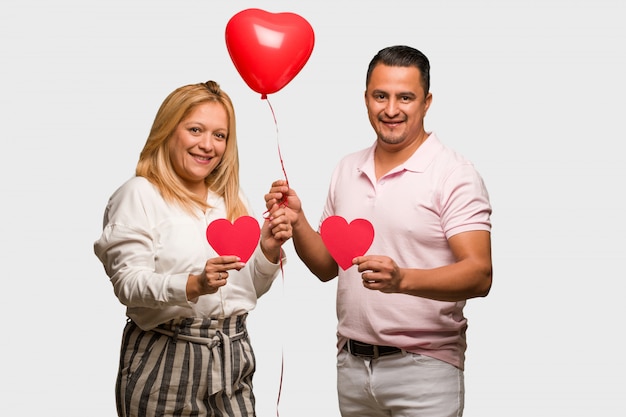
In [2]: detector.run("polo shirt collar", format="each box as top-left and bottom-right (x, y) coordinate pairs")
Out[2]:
(358, 132), (442, 176)
(402, 132), (441, 173)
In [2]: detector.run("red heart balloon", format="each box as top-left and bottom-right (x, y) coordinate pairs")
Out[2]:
(225, 8), (315, 98)
(320, 216), (375, 270)
(206, 216), (261, 263)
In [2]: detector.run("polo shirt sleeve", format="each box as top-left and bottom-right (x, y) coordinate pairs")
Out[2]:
(440, 163), (492, 239)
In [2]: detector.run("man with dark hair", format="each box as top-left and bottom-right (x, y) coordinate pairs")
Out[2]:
(266, 45), (493, 416)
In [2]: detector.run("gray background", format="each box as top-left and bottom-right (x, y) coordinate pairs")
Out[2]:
(1, 0), (624, 415)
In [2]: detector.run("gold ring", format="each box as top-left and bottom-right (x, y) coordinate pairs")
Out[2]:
(218, 272), (223, 280)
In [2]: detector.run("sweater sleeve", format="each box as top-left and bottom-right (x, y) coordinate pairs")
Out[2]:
(249, 244), (286, 298)
(93, 179), (191, 309)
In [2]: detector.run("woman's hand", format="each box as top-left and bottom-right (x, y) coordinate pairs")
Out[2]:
(186, 256), (245, 299)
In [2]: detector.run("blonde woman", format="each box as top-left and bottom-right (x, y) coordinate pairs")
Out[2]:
(95, 80), (291, 417)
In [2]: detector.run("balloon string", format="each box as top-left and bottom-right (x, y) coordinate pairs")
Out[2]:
(277, 350), (284, 417)
(276, 257), (285, 417)
(263, 97), (287, 417)
(265, 97), (289, 206)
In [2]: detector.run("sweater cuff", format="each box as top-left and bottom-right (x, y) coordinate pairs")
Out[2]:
(254, 244), (287, 271)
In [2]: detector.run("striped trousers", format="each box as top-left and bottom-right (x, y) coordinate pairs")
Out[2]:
(116, 314), (256, 417)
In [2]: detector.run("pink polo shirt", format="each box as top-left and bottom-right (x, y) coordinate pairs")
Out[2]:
(320, 133), (492, 369)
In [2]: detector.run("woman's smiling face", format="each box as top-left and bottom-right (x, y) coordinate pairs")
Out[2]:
(168, 101), (228, 195)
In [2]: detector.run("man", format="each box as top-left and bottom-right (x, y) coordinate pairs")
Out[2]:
(265, 45), (492, 416)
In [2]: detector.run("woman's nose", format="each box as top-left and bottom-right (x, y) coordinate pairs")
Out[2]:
(198, 135), (214, 151)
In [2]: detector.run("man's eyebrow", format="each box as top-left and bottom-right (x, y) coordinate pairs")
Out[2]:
(370, 89), (417, 97)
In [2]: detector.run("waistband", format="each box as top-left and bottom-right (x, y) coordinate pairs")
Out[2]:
(152, 314), (248, 344)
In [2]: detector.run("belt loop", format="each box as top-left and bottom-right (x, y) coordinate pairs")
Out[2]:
(347, 340), (353, 355)
(172, 322), (181, 343)
(373, 345), (379, 360)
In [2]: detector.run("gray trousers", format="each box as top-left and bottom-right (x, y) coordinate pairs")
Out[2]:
(337, 349), (464, 417)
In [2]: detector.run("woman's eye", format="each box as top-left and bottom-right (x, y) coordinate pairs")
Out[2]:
(189, 127), (201, 133)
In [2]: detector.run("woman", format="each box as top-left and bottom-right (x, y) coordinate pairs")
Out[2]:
(94, 80), (291, 417)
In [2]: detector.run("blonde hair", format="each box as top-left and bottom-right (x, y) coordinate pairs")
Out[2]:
(136, 81), (248, 220)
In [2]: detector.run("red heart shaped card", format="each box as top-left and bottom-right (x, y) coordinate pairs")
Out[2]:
(206, 216), (261, 263)
(320, 216), (374, 270)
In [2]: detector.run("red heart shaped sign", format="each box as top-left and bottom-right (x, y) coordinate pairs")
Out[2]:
(225, 8), (315, 98)
(320, 216), (375, 270)
(206, 216), (260, 263)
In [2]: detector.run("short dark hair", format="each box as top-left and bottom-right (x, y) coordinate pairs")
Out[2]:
(366, 45), (430, 95)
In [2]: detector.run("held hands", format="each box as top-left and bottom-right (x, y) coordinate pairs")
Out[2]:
(353, 255), (403, 294)
(259, 179), (298, 263)
(260, 203), (292, 263)
(264, 179), (301, 226)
